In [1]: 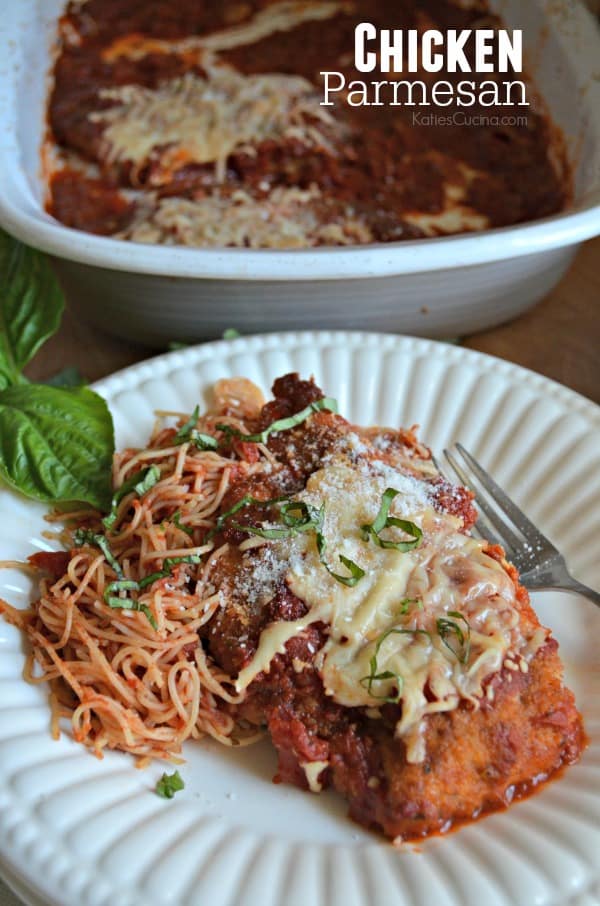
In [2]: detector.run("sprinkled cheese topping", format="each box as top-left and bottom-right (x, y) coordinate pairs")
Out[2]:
(235, 454), (546, 763)
(117, 188), (372, 249)
(90, 65), (340, 183)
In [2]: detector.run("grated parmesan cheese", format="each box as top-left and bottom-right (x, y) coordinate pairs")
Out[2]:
(117, 187), (373, 249)
(90, 64), (341, 184)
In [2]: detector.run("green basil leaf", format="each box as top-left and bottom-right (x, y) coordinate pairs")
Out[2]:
(103, 464), (161, 530)
(210, 493), (290, 538)
(74, 529), (123, 578)
(155, 770), (185, 798)
(229, 499), (325, 541)
(0, 231), (64, 389)
(280, 500), (324, 532)
(138, 554), (201, 589)
(44, 366), (85, 388)
(359, 626), (431, 702)
(316, 531), (365, 587)
(216, 396), (338, 445)
(172, 510), (193, 537)
(105, 578), (139, 599)
(229, 520), (296, 540)
(173, 405), (218, 451)
(437, 611), (471, 664)
(0, 384), (114, 509)
(173, 406), (199, 443)
(361, 488), (423, 552)
(106, 596), (157, 630)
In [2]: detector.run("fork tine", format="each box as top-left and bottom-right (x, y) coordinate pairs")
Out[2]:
(433, 453), (498, 545)
(444, 448), (522, 556)
(455, 444), (558, 557)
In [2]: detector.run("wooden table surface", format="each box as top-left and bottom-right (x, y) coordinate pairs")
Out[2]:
(26, 236), (600, 403)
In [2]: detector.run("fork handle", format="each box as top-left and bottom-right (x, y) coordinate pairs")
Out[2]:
(538, 579), (600, 609)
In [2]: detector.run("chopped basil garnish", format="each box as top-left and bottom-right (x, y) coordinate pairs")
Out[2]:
(173, 406), (199, 442)
(230, 500), (325, 541)
(361, 488), (423, 552)
(138, 554), (202, 589)
(73, 528), (123, 578)
(172, 510), (193, 537)
(173, 406), (218, 451)
(102, 465), (161, 530)
(103, 578), (157, 629)
(228, 521), (298, 540)
(360, 626), (431, 702)
(437, 611), (471, 664)
(279, 500), (323, 532)
(316, 531), (365, 587)
(155, 770), (185, 799)
(218, 492), (363, 587)
(399, 597), (423, 614)
(216, 396), (338, 446)
(222, 328), (241, 340)
(210, 493), (290, 537)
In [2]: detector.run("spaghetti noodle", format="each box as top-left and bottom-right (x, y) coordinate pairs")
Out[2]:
(0, 378), (271, 763)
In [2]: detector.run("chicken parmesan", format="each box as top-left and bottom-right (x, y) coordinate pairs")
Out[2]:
(45, 0), (570, 248)
(0, 374), (583, 842)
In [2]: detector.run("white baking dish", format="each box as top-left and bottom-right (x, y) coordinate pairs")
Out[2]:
(0, 0), (599, 345)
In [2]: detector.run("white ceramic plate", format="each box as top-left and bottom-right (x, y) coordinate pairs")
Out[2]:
(0, 332), (599, 906)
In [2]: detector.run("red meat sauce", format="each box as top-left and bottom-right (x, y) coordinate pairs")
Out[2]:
(46, 0), (570, 242)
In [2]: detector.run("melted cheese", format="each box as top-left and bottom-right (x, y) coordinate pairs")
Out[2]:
(90, 65), (339, 183)
(102, 2), (353, 62)
(235, 455), (545, 763)
(118, 188), (373, 249)
(404, 163), (489, 236)
(302, 760), (329, 793)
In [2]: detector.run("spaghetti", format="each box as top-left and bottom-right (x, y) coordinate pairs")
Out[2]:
(0, 379), (271, 763)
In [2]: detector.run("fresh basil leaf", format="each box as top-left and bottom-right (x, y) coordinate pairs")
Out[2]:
(361, 488), (423, 552)
(229, 520), (296, 540)
(360, 627), (430, 702)
(437, 611), (471, 664)
(103, 465), (161, 530)
(172, 510), (193, 537)
(173, 406), (199, 443)
(0, 231), (64, 389)
(173, 405), (218, 451)
(155, 770), (184, 799)
(0, 384), (114, 509)
(74, 529), (123, 577)
(216, 396), (338, 445)
(222, 328), (241, 339)
(138, 554), (202, 589)
(107, 596), (157, 630)
(316, 531), (365, 587)
(167, 341), (188, 351)
(44, 366), (85, 388)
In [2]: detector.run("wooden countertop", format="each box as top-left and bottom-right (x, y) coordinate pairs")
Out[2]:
(26, 236), (600, 404)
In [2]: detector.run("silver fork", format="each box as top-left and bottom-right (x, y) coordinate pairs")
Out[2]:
(442, 443), (600, 608)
